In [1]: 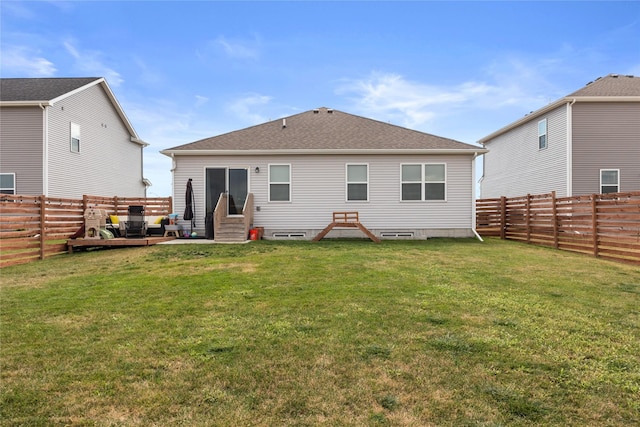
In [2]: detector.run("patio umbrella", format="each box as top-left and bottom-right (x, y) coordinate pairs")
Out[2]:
(183, 178), (195, 234)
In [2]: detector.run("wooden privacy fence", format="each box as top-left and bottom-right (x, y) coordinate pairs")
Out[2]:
(0, 194), (173, 268)
(476, 191), (640, 264)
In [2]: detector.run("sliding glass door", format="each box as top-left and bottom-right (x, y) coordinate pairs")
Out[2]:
(205, 168), (248, 215)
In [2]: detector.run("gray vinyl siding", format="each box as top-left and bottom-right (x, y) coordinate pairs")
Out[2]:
(572, 102), (640, 195)
(0, 106), (44, 195)
(47, 84), (145, 198)
(481, 105), (568, 198)
(172, 153), (476, 238)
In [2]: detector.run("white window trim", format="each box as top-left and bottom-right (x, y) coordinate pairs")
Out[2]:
(0, 173), (16, 195)
(538, 118), (548, 150)
(70, 122), (81, 153)
(345, 163), (369, 202)
(600, 169), (620, 194)
(400, 163), (447, 202)
(268, 163), (291, 202)
(424, 163), (447, 201)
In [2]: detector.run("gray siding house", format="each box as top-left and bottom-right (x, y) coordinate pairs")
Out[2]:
(161, 107), (486, 241)
(480, 74), (640, 198)
(0, 77), (149, 198)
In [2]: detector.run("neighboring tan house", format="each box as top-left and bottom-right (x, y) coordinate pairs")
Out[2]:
(0, 77), (150, 198)
(161, 107), (486, 241)
(479, 74), (640, 198)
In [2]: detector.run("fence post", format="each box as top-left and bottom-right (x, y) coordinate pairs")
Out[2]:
(591, 194), (598, 258)
(39, 195), (46, 260)
(551, 191), (559, 249)
(500, 196), (506, 240)
(526, 194), (532, 243)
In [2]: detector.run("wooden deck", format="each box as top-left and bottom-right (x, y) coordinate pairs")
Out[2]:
(67, 236), (176, 253)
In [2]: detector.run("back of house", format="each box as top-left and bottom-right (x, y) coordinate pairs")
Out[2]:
(162, 107), (486, 240)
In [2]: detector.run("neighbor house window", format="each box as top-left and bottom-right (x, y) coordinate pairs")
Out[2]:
(346, 164), (368, 201)
(401, 163), (446, 201)
(600, 169), (619, 194)
(538, 119), (547, 150)
(70, 122), (81, 153)
(0, 173), (16, 195)
(269, 164), (290, 201)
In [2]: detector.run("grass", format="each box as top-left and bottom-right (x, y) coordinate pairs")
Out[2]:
(1, 238), (639, 426)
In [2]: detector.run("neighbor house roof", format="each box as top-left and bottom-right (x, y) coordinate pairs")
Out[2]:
(162, 107), (485, 156)
(478, 74), (640, 145)
(0, 77), (101, 102)
(0, 77), (147, 146)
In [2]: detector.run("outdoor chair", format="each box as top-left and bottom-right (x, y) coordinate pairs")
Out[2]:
(124, 205), (147, 238)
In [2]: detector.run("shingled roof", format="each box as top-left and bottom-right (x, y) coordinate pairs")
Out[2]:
(569, 74), (640, 97)
(0, 77), (101, 102)
(163, 107), (483, 155)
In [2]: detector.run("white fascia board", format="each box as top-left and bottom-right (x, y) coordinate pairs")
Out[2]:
(48, 78), (104, 104)
(478, 96), (640, 145)
(0, 101), (52, 107)
(160, 148), (488, 157)
(478, 99), (568, 145)
(49, 77), (142, 142)
(131, 137), (150, 147)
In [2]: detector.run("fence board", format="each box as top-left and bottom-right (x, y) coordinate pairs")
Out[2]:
(477, 191), (640, 265)
(1, 194), (172, 268)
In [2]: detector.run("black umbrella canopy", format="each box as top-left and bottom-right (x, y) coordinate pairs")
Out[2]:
(183, 178), (195, 232)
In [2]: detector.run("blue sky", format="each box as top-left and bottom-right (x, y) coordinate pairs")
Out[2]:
(2, 1), (639, 197)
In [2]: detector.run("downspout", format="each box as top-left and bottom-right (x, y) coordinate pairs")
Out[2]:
(170, 153), (176, 203)
(566, 98), (576, 197)
(471, 152), (484, 242)
(39, 103), (48, 196)
(141, 144), (145, 198)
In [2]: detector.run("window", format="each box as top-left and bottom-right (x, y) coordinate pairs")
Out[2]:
(600, 169), (619, 194)
(70, 122), (80, 153)
(0, 173), (15, 195)
(424, 164), (446, 200)
(269, 164), (290, 201)
(346, 164), (368, 201)
(538, 119), (547, 150)
(401, 163), (446, 201)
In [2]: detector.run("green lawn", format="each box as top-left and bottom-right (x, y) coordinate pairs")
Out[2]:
(1, 239), (639, 426)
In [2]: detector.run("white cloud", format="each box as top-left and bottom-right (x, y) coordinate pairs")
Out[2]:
(1, 45), (56, 77)
(337, 72), (498, 128)
(194, 95), (209, 107)
(63, 40), (123, 87)
(226, 94), (273, 124)
(214, 35), (260, 60)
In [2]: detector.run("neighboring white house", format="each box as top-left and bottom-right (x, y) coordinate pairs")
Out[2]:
(161, 107), (487, 241)
(479, 74), (640, 198)
(0, 77), (150, 198)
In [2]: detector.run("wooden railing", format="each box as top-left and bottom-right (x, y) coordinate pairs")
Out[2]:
(213, 193), (254, 242)
(243, 193), (254, 236)
(0, 194), (172, 268)
(476, 191), (640, 264)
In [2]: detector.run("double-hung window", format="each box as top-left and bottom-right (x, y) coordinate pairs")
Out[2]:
(0, 173), (16, 195)
(401, 163), (446, 201)
(269, 164), (290, 201)
(346, 164), (368, 201)
(600, 169), (619, 194)
(538, 119), (547, 150)
(70, 123), (81, 153)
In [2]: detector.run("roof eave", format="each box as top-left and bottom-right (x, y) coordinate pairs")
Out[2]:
(0, 101), (52, 107)
(161, 148), (487, 157)
(478, 95), (640, 145)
